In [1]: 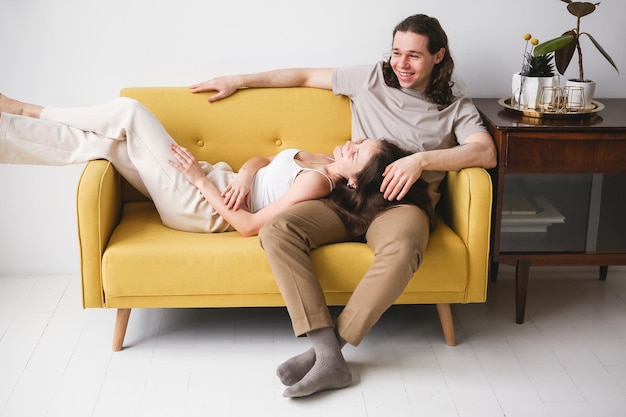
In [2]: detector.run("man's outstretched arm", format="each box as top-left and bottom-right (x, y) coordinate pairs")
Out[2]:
(190, 68), (334, 102)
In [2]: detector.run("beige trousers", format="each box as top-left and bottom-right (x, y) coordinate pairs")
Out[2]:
(0, 98), (234, 232)
(259, 199), (430, 346)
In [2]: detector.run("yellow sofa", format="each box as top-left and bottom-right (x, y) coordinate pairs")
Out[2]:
(76, 87), (493, 351)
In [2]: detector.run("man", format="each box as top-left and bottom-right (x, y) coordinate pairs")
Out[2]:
(191, 14), (497, 397)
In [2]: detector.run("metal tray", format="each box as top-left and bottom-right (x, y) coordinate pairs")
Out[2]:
(498, 97), (604, 119)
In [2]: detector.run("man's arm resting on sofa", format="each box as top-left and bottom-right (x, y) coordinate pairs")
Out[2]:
(76, 160), (123, 308)
(190, 68), (334, 102)
(381, 131), (496, 201)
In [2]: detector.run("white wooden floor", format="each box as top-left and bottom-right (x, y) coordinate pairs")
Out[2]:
(1, 266), (625, 417)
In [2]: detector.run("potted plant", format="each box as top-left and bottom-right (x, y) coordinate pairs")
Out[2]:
(512, 34), (559, 109)
(533, 0), (619, 107)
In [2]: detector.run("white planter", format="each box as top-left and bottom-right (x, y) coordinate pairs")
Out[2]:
(565, 79), (596, 109)
(511, 73), (559, 109)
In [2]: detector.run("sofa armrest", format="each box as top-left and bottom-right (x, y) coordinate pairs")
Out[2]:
(76, 160), (123, 308)
(440, 167), (493, 301)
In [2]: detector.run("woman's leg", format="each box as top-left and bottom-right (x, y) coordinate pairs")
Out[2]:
(1, 95), (231, 232)
(1, 96), (148, 194)
(0, 93), (42, 118)
(44, 97), (234, 232)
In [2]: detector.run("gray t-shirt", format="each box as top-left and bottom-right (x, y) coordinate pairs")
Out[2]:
(332, 62), (487, 210)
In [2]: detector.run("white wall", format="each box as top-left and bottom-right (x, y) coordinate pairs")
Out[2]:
(1, 0), (624, 275)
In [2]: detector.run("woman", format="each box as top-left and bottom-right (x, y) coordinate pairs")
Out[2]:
(0, 93), (427, 237)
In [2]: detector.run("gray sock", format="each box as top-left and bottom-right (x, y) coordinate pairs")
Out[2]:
(276, 329), (348, 386)
(282, 327), (352, 398)
(276, 347), (316, 386)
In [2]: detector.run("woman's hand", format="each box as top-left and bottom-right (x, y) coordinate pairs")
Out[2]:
(189, 75), (244, 102)
(222, 171), (254, 210)
(168, 144), (206, 188)
(380, 153), (423, 201)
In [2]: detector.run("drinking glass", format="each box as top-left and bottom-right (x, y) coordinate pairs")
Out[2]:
(538, 87), (561, 113)
(562, 86), (585, 112)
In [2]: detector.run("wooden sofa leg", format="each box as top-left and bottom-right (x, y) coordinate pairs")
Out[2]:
(112, 308), (131, 352)
(436, 304), (457, 346)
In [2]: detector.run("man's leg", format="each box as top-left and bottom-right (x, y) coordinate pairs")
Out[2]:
(260, 200), (349, 337)
(259, 200), (351, 395)
(336, 204), (430, 346)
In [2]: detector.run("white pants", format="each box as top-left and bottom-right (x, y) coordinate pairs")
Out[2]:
(0, 97), (234, 232)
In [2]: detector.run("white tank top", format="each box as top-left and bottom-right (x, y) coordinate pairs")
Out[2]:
(249, 148), (334, 213)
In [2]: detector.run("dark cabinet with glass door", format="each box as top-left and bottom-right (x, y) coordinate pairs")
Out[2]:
(474, 98), (626, 324)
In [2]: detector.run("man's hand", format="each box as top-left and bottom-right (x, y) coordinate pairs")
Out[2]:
(189, 75), (244, 102)
(380, 153), (423, 201)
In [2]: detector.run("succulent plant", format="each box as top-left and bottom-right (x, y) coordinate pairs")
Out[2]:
(527, 53), (556, 77)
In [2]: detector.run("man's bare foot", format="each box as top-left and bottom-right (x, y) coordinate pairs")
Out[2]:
(0, 93), (43, 118)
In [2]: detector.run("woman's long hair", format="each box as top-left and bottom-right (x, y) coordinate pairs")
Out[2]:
(382, 14), (455, 109)
(324, 139), (431, 236)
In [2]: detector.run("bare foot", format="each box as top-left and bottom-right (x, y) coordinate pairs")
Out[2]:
(0, 93), (23, 114)
(0, 94), (43, 118)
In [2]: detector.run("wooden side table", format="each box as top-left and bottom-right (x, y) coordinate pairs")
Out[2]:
(474, 98), (626, 323)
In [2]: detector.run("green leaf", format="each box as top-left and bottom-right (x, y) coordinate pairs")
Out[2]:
(533, 35), (574, 56)
(555, 32), (577, 75)
(582, 33), (620, 74)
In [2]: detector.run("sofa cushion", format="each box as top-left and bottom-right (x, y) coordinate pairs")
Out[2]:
(102, 203), (469, 305)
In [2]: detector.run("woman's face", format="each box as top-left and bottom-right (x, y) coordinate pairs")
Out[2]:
(390, 31), (445, 91)
(333, 139), (380, 187)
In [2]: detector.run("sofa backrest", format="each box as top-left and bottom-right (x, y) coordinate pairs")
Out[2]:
(123, 86), (351, 161)
(120, 87), (352, 201)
